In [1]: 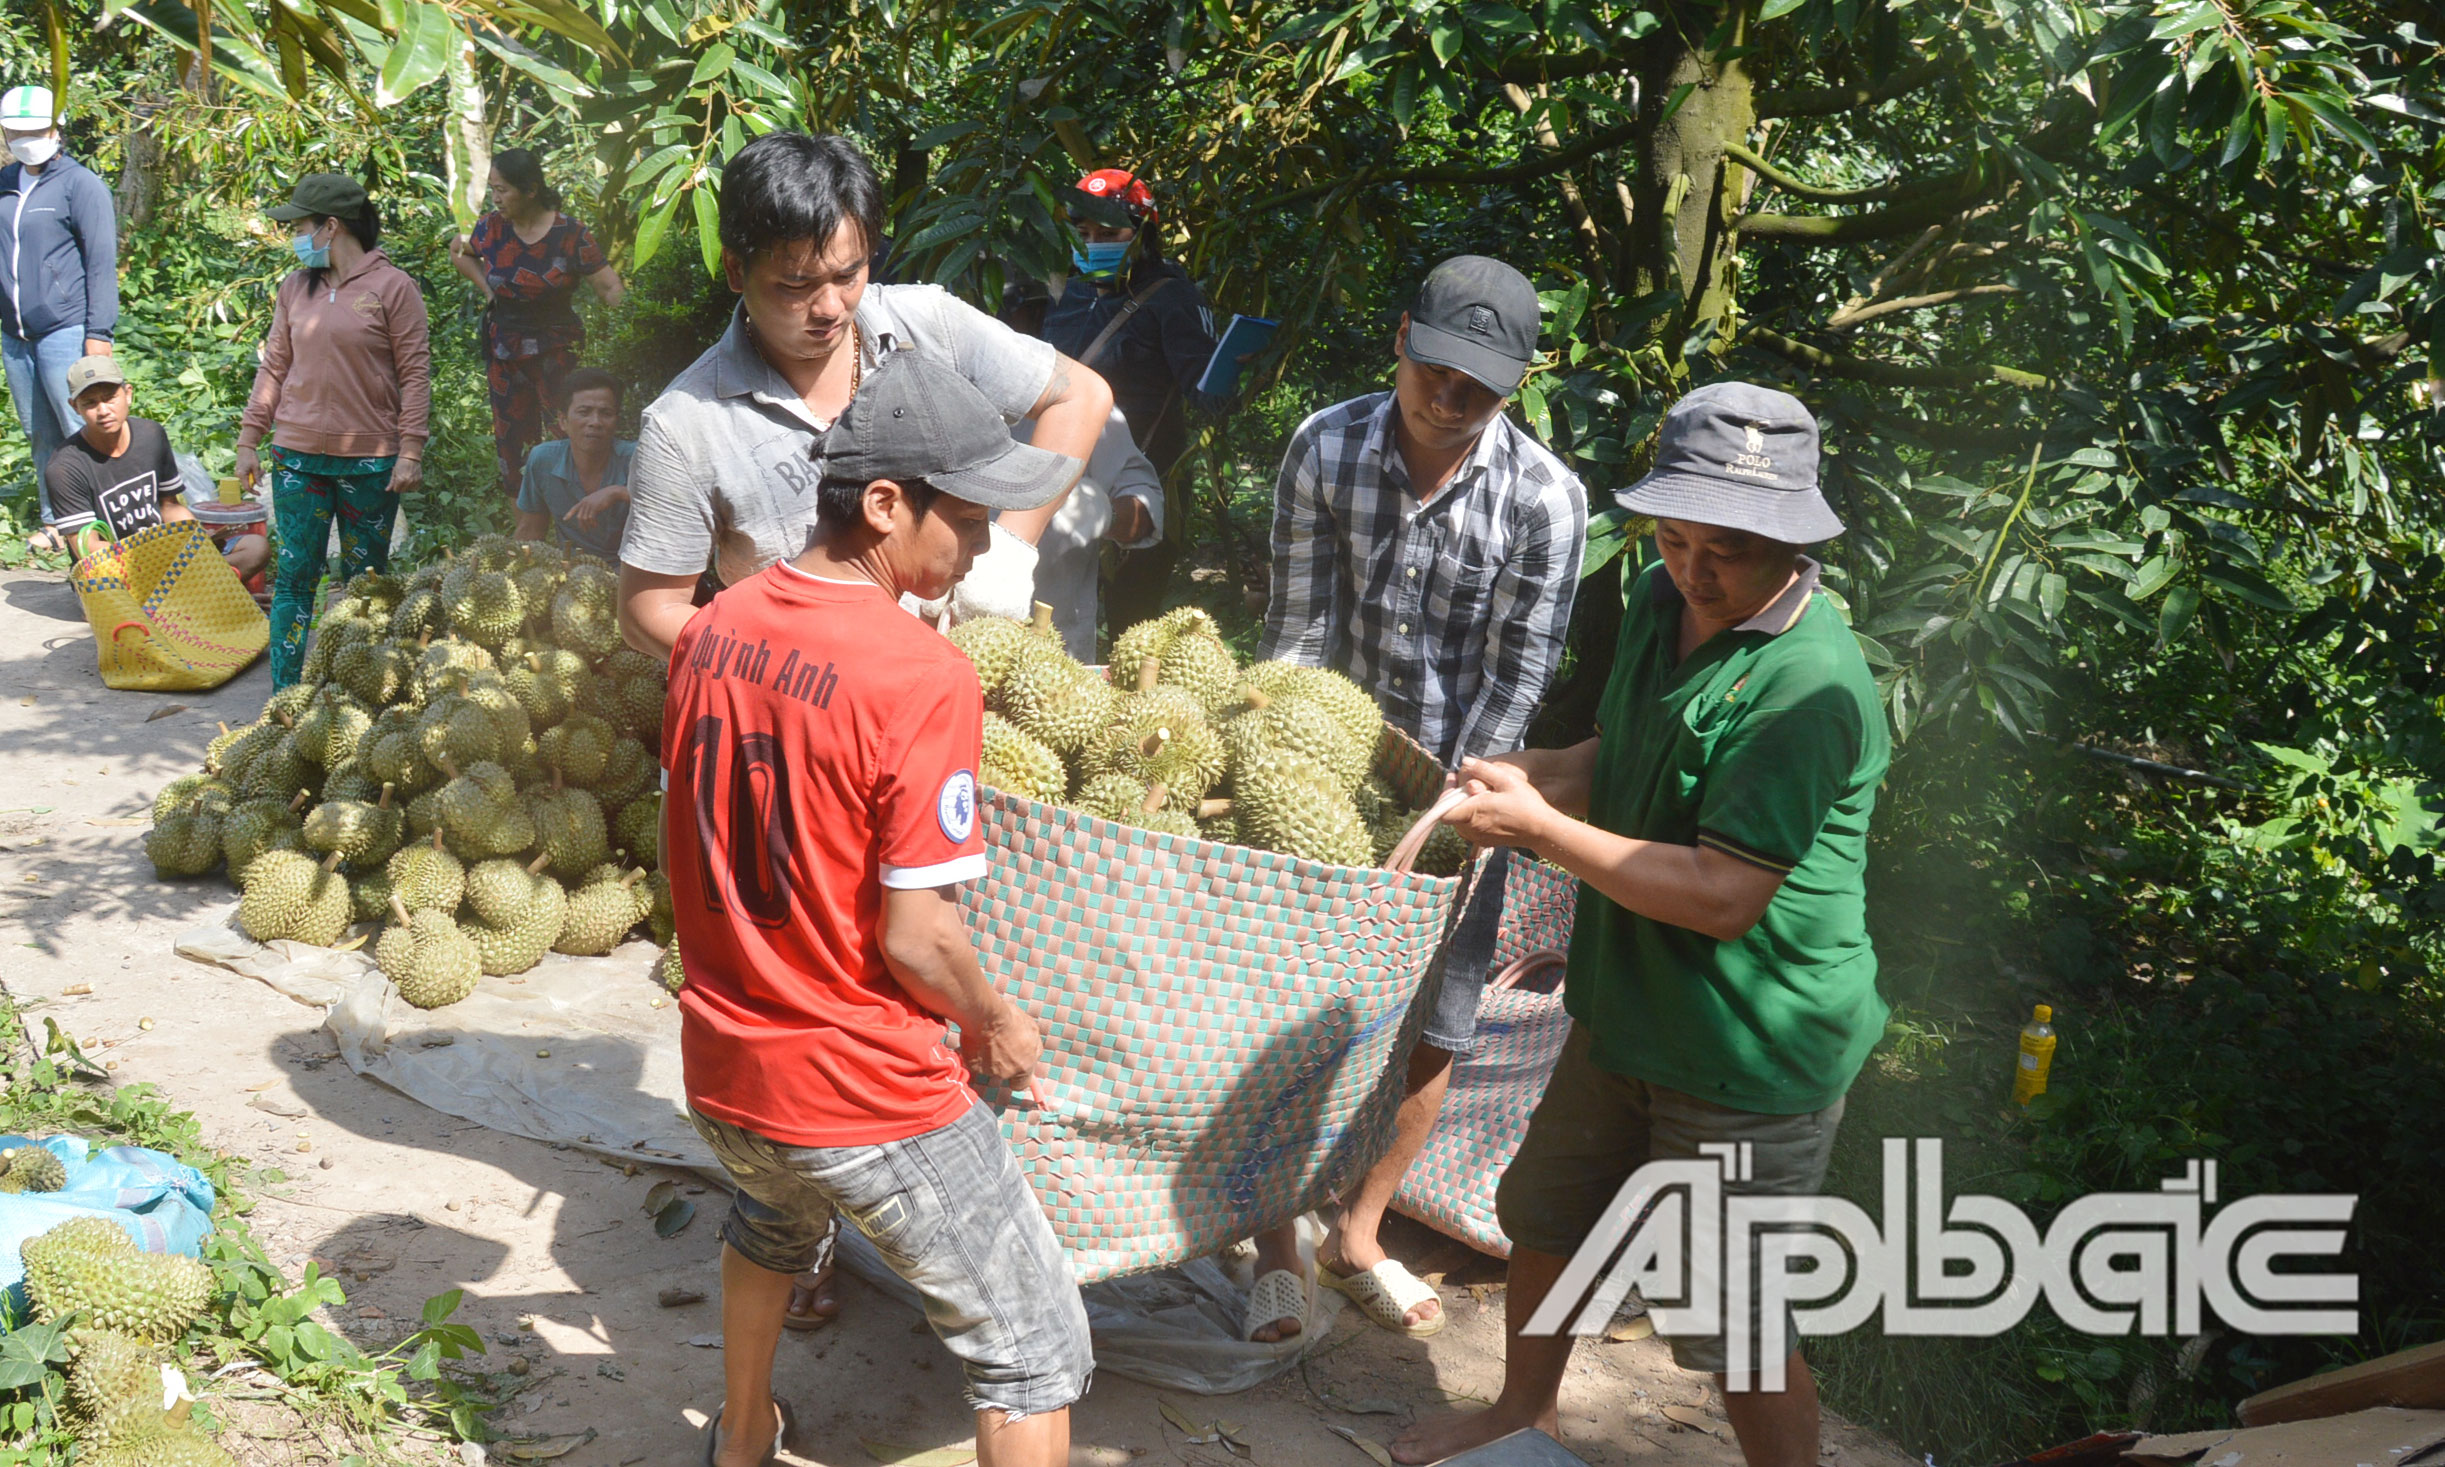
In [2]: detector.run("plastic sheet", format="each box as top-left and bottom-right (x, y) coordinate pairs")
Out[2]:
(0, 1134), (218, 1293)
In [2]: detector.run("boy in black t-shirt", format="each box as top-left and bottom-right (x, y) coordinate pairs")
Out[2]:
(46, 356), (266, 578)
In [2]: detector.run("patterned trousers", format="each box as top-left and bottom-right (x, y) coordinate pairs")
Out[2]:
(487, 342), (579, 499)
(269, 447), (398, 689)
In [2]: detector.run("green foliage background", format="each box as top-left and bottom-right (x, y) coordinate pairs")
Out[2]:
(0, 0), (2438, 1458)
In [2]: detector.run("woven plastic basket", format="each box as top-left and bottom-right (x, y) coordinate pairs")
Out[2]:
(959, 726), (1469, 1281)
(1389, 856), (1580, 1258)
(71, 521), (268, 691)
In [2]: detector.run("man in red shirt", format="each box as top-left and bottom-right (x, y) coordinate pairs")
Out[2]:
(664, 351), (1092, 1467)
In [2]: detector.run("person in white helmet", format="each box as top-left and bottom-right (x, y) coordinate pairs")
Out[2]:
(0, 84), (118, 555)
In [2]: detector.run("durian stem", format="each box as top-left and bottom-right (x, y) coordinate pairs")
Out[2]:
(288, 789), (313, 812)
(525, 852), (553, 875)
(1031, 601), (1055, 634)
(377, 781), (395, 810)
(1142, 782), (1169, 815)
(435, 754), (460, 780)
(218, 721), (230, 736)
(1240, 689), (1273, 714)
(388, 893), (412, 926)
(431, 829), (446, 853)
(1198, 798), (1233, 819)
(1136, 657), (1160, 693)
(320, 850), (345, 874)
(620, 868), (646, 889)
(1140, 729), (1171, 760)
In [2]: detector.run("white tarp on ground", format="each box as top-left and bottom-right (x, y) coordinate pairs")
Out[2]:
(173, 904), (1340, 1393)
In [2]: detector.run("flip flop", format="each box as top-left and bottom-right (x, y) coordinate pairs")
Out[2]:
(701, 1396), (801, 1466)
(1319, 1256), (1446, 1337)
(1242, 1267), (1309, 1343)
(782, 1270), (837, 1332)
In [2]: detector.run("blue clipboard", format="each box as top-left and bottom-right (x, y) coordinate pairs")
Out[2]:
(1196, 314), (1280, 397)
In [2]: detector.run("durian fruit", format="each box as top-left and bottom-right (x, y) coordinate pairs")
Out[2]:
(551, 566), (621, 657)
(653, 940), (687, 993)
(349, 867), (394, 924)
(219, 790), (310, 877)
(595, 738), (655, 811)
(532, 779), (611, 880)
(205, 719), (280, 785)
(1240, 660), (1384, 759)
(79, 1415), (239, 1467)
(998, 650), (1117, 760)
(64, 1328), (166, 1430)
(333, 638), (412, 706)
(643, 871), (673, 946)
(1411, 820), (1470, 877)
(415, 687), (506, 768)
(363, 706), (438, 792)
(1225, 691), (1371, 793)
(235, 730), (313, 800)
(403, 789), (444, 843)
(0, 1145), (67, 1193)
(387, 830), (466, 912)
(453, 569), (526, 649)
(236, 849), (353, 946)
(146, 800), (224, 878)
(506, 654), (572, 726)
(555, 867), (649, 956)
(947, 613), (1056, 701)
(980, 713), (1066, 803)
(319, 756), (379, 805)
(1072, 772), (1150, 823)
(600, 648), (666, 736)
(377, 897), (484, 1009)
(264, 682), (320, 725)
(1234, 753), (1374, 867)
(150, 773), (231, 824)
(413, 635), (496, 703)
(463, 855), (567, 976)
(434, 758), (535, 856)
(389, 583), (444, 640)
(1085, 710), (1228, 803)
(1111, 607), (1242, 715)
(536, 713), (615, 785)
(292, 688), (370, 766)
(613, 790), (661, 867)
(1115, 781), (1201, 839)
(458, 668), (532, 750)
(20, 1216), (215, 1342)
(301, 782), (400, 865)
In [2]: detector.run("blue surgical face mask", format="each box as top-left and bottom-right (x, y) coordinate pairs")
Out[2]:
(291, 226), (331, 270)
(1072, 239), (1130, 278)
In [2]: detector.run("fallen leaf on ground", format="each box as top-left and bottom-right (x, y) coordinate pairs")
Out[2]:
(84, 818), (145, 827)
(59, 984), (90, 996)
(500, 1430), (598, 1461)
(860, 1440), (977, 1466)
(144, 704), (188, 722)
(682, 1334), (722, 1348)
(243, 1078), (280, 1091)
(657, 1287), (706, 1307)
(642, 1179), (678, 1215)
(1159, 1400), (1205, 1436)
(1606, 1315), (1655, 1342)
(248, 1093), (308, 1118)
(1329, 1426), (1395, 1466)
(652, 1196), (696, 1238)
(1660, 1405), (1717, 1435)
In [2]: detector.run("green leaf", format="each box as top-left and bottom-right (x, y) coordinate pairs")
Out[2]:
(693, 182), (722, 281)
(633, 184), (685, 268)
(375, 0), (453, 106)
(0, 1316), (70, 1390)
(2156, 584), (2199, 645)
(1758, 0), (1806, 17)
(689, 41), (735, 87)
(421, 1287), (464, 1327)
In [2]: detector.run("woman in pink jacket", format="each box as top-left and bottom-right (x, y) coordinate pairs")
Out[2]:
(235, 172), (431, 689)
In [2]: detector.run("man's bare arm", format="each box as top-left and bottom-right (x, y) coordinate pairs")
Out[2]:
(996, 352), (1113, 545)
(514, 509), (552, 541)
(880, 885), (1040, 1085)
(618, 561), (700, 661)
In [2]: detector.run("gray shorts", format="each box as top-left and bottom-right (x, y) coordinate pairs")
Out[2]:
(691, 1101), (1095, 1418)
(1496, 1024), (1846, 1374)
(1420, 847), (1512, 1057)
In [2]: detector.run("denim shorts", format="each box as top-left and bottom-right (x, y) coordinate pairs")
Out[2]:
(691, 1101), (1095, 1418)
(1420, 848), (1512, 1056)
(1496, 1023), (1846, 1373)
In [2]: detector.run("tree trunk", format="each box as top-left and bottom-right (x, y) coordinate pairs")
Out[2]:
(1621, 3), (1755, 349)
(114, 110), (165, 230)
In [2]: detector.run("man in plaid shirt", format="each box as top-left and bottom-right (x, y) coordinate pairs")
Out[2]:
(1247, 255), (1587, 1343)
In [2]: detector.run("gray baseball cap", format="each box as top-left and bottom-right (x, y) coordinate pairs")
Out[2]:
(822, 351), (1080, 512)
(1403, 255), (1540, 394)
(1616, 382), (1844, 543)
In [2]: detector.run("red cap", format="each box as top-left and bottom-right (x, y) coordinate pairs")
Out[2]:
(1076, 168), (1158, 225)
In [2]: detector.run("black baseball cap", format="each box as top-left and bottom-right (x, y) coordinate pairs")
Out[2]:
(1403, 255), (1540, 394)
(823, 352), (1081, 512)
(267, 172), (369, 221)
(1616, 382), (1844, 543)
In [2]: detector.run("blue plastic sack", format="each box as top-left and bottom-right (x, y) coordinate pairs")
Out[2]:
(0, 1134), (218, 1293)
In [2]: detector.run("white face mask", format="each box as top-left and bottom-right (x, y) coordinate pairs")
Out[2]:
(6, 136), (59, 167)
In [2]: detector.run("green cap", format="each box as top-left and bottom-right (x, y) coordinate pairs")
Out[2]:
(267, 172), (368, 222)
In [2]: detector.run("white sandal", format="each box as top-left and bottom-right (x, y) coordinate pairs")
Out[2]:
(1242, 1267), (1308, 1343)
(1320, 1256), (1446, 1337)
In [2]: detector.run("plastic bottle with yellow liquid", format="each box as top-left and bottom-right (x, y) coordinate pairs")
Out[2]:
(2012, 1004), (2056, 1105)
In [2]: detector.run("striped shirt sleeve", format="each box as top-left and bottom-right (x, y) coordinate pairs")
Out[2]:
(1449, 469), (1588, 760)
(1258, 421), (1341, 669)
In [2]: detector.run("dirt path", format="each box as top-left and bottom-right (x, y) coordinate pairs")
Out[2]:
(0, 567), (1916, 1467)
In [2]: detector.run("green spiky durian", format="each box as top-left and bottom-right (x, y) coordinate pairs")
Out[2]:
(653, 940), (687, 993)
(0, 1145), (67, 1193)
(999, 651), (1118, 759)
(79, 1415), (239, 1467)
(532, 782), (611, 879)
(218, 791), (309, 876)
(1073, 772), (1153, 822)
(537, 713), (615, 785)
(150, 773), (232, 824)
(403, 788), (444, 842)
(458, 669), (532, 750)
(236, 730), (313, 801)
(388, 583), (444, 640)
(64, 1328), (166, 1428)
(555, 868), (649, 956)
(1411, 819), (1470, 877)
(20, 1216), (215, 1342)
(506, 655), (571, 726)
(301, 782), (401, 864)
(264, 682), (319, 725)
(980, 713), (1066, 803)
(345, 569), (404, 614)
(459, 570), (525, 648)
(464, 856), (566, 975)
(1224, 692), (1370, 793)
(613, 790), (661, 868)
(1234, 753), (1374, 867)
(206, 719), (278, 785)
(550, 569), (620, 658)
(362, 706), (437, 790)
(291, 688), (368, 766)
(415, 690), (505, 769)
(236, 849), (353, 946)
(1240, 661), (1384, 759)
(947, 615), (1055, 701)
(1111, 607), (1242, 715)
(333, 639), (412, 706)
(1084, 711), (1227, 802)
(595, 737), (655, 810)
(386, 830), (465, 912)
(434, 759), (530, 855)
(414, 635), (496, 695)
(377, 898), (484, 1009)
(350, 868), (394, 924)
(644, 870), (673, 946)
(146, 801), (223, 879)
(320, 757), (379, 805)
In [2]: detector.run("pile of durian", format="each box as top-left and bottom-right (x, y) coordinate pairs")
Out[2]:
(143, 537), (675, 1009)
(951, 607), (1467, 875)
(21, 1216), (231, 1465)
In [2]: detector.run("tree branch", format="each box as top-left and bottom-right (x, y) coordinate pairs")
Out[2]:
(1738, 324), (2056, 391)
(1723, 141), (1911, 205)
(1755, 56), (1950, 119)
(1253, 120), (1641, 213)
(1492, 50), (1644, 85)
(1825, 283), (2022, 330)
(1737, 186), (1986, 244)
(1506, 83), (1608, 288)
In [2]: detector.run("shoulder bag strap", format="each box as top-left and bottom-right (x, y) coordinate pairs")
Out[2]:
(1077, 274), (1181, 371)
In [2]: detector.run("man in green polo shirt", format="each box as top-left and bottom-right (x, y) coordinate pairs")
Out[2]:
(1393, 382), (1889, 1467)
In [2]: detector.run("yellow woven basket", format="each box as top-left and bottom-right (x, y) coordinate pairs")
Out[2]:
(71, 521), (268, 691)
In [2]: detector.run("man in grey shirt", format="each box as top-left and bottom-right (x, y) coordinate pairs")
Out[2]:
(619, 132), (1110, 658)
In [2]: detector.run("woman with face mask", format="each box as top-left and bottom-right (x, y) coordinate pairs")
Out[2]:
(235, 173), (431, 689)
(0, 85), (118, 555)
(447, 148), (625, 502)
(1031, 169), (1220, 633)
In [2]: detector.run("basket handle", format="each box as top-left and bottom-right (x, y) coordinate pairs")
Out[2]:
(1383, 787), (1469, 875)
(109, 621), (155, 643)
(1490, 949), (1568, 992)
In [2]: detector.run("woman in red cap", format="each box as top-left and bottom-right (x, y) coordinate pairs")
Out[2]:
(1036, 168), (1219, 629)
